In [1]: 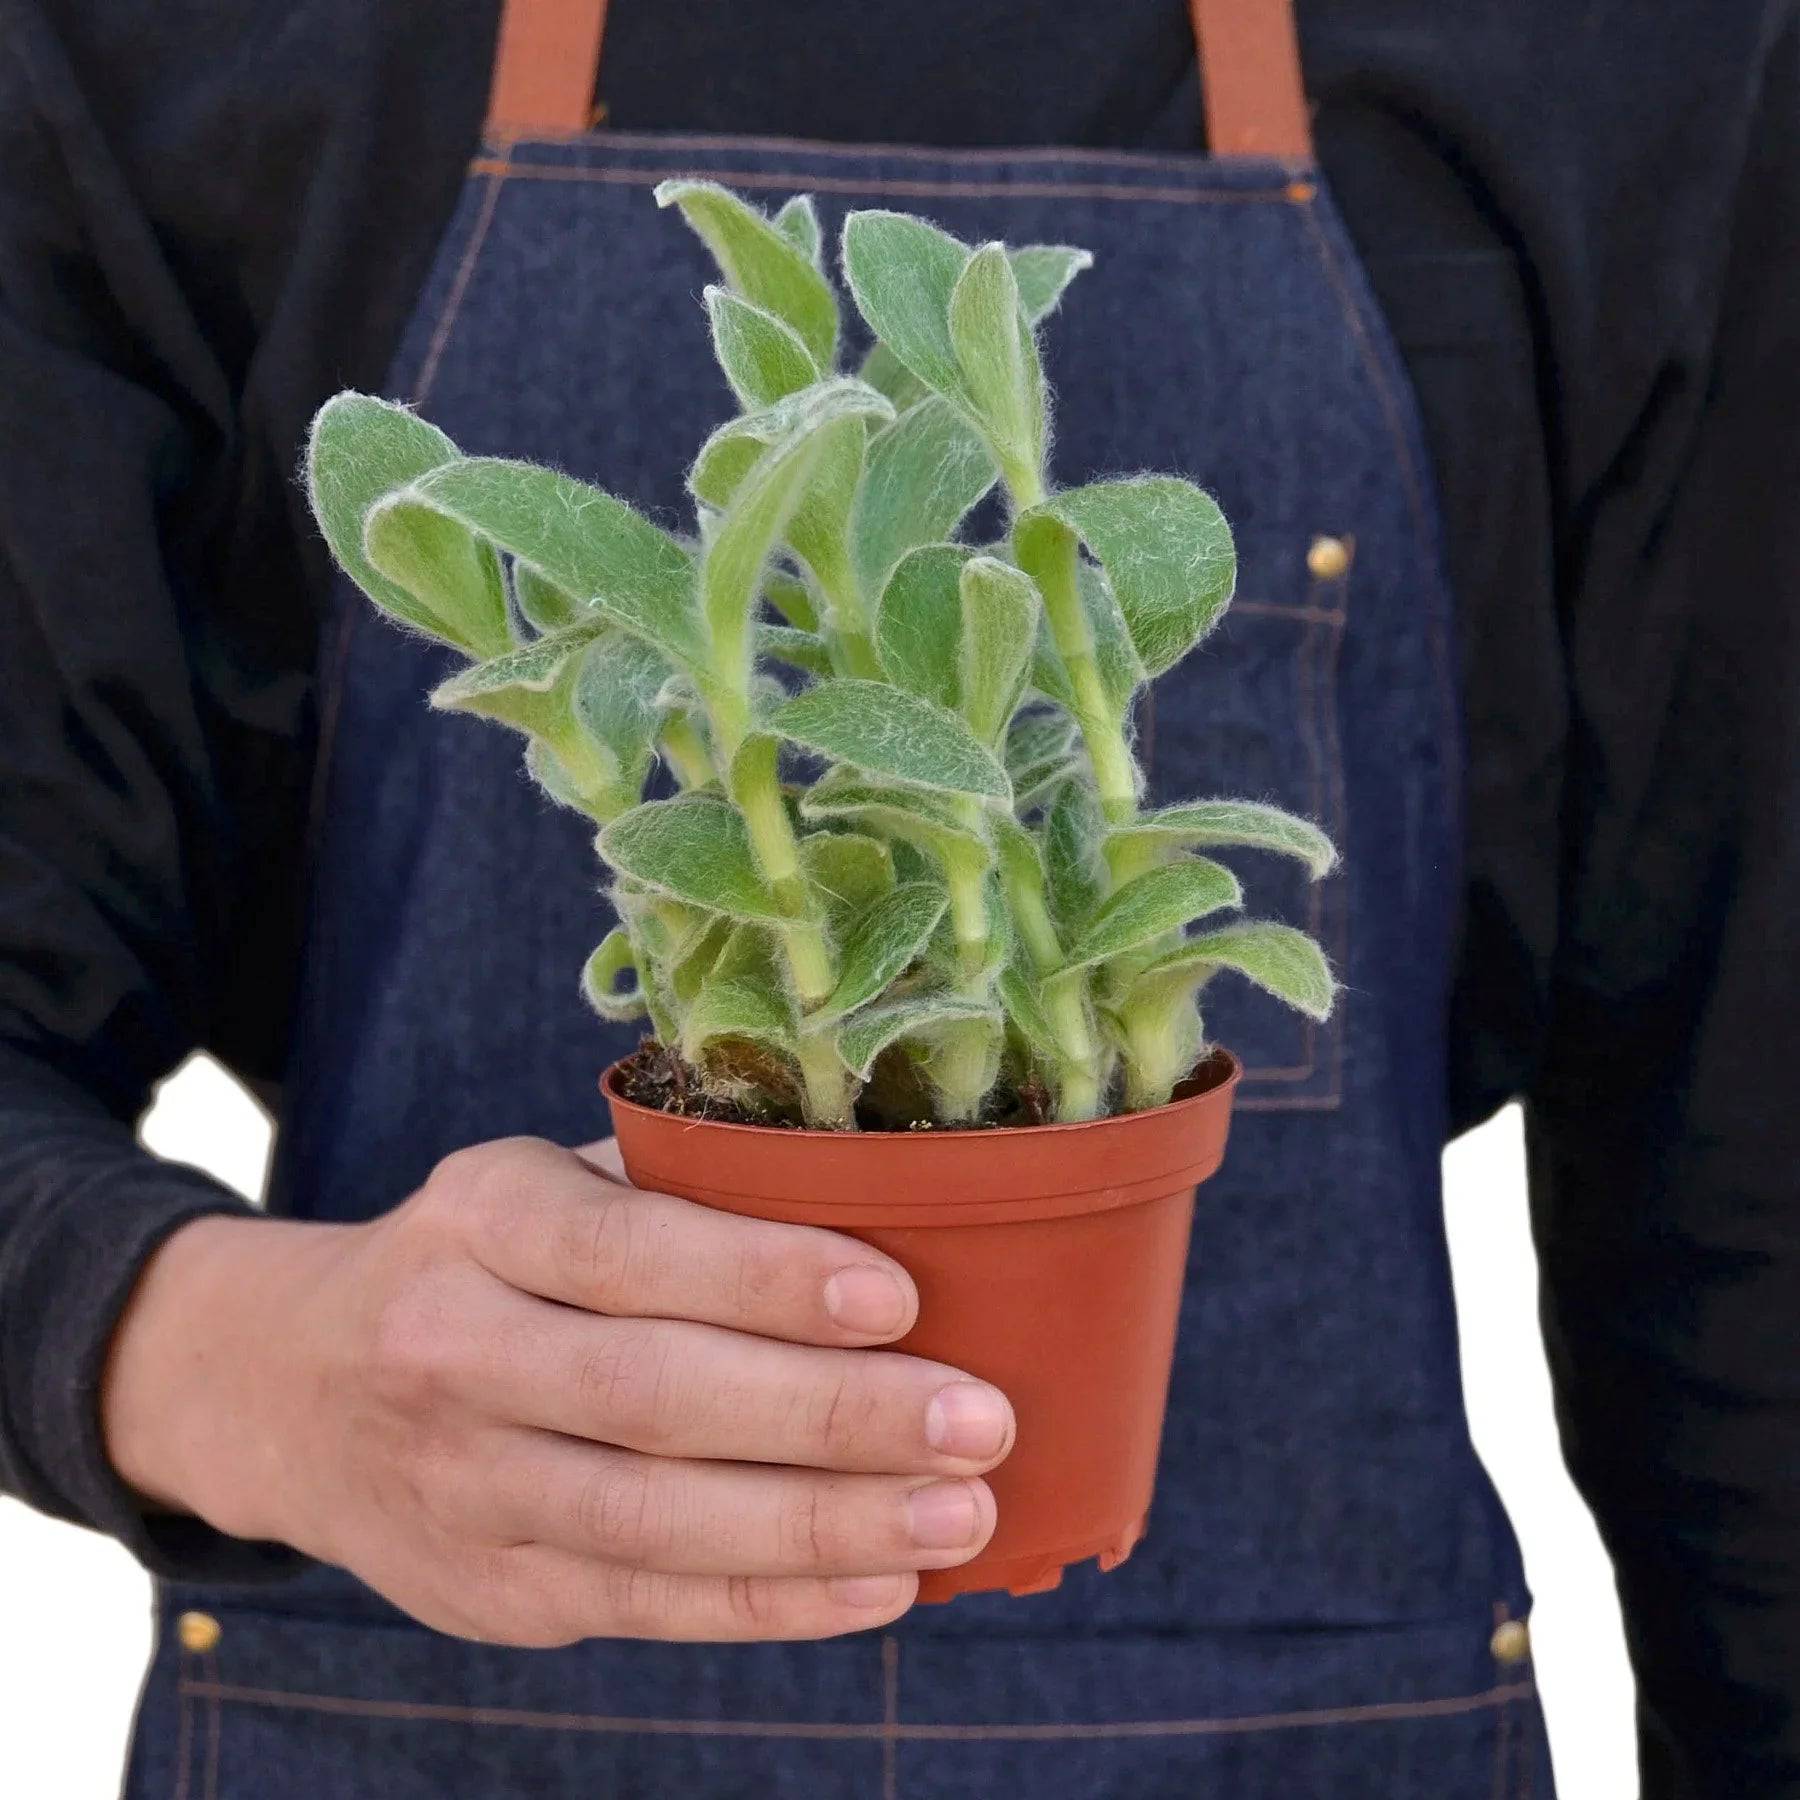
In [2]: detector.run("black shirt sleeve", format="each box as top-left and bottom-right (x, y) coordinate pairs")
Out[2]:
(1521, 15), (1800, 1791)
(0, 0), (492, 1573)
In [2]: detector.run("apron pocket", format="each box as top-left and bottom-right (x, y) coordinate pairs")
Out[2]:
(1145, 586), (1347, 1111)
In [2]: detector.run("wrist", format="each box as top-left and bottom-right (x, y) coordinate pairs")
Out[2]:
(100, 1211), (349, 1546)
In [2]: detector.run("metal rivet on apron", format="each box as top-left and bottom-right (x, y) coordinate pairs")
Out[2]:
(1489, 1617), (1531, 1664)
(175, 1611), (222, 1654)
(1306, 535), (1353, 580)
(1285, 179), (1317, 204)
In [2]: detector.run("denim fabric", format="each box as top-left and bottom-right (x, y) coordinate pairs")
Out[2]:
(132, 132), (1555, 1795)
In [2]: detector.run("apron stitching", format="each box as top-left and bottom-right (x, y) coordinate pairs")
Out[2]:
(484, 126), (1310, 175)
(298, 148), (510, 951)
(1292, 204), (1432, 555)
(201, 1649), (222, 1800)
(1489, 1679), (1512, 1800)
(169, 1677), (1534, 1740)
(881, 1635), (900, 1800)
(469, 159), (1302, 207)
(1314, 585), (1352, 1104)
(170, 1664), (193, 1800)
(417, 160), (509, 405)
(1294, 199), (1462, 810)
(1235, 599), (1346, 626)
(1517, 1684), (1536, 1800)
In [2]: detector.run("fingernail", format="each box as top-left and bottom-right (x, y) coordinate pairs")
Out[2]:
(830, 1574), (908, 1609)
(924, 1381), (1012, 1460)
(906, 1480), (984, 1550)
(823, 1265), (911, 1336)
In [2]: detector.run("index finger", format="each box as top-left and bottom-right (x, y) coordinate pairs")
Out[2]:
(462, 1138), (920, 1348)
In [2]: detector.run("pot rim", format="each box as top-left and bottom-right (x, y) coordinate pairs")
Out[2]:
(601, 1048), (1242, 1223)
(601, 1045), (1241, 1143)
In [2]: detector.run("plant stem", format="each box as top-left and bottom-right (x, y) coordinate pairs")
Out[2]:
(1024, 520), (1137, 828)
(813, 549), (885, 681)
(1056, 1060), (1103, 1123)
(1007, 472), (1154, 1120)
(947, 804), (995, 989)
(795, 1027), (855, 1129)
(717, 718), (846, 1126)
(1003, 863), (1063, 975)
(932, 1019), (994, 1123)
(659, 715), (715, 790)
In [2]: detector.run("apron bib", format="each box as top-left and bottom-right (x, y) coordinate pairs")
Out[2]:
(129, 2), (1556, 1791)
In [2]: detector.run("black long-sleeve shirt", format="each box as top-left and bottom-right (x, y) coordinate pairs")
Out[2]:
(3, 3), (1798, 1790)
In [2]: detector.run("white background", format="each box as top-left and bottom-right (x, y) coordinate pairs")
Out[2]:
(0, 1056), (1639, 1795)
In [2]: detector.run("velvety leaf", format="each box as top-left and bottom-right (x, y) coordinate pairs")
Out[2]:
(615, 882), (713, 965)
(854, 244), (1084, 411)
(581, 929), (648, 1022)
(573, 632), (673, 802)
(386, 458), (702, 666)
(696, 381), (893, 659)
(1022, 478), (1235, 678)
(1009, 244), (1095, 321)
(890, 838), (935, 885)
(702, 409), (834, 672)
(989, 811), (1046, 892)
(599, 793), (786, 921)
(1044, 778), (1108, 936)
(307, 394), (510, 656)
(772, 680), (1010, 800)
(763, 570), (821, 631)
(799, 772), (990, 870)
(821, 881), (949, 1020)
(997, 964), (1061, 1063)
(1134, 920), (1337, 1021)
(840, 210), (971, 406)
(1005, 710), (1082, 780)
(1060, 858), (1243, 970)
(1013, 751), (1086, 814)
(428, 627), (595, 732)
(712, 920), (783, 984)
(853, 396), (997, 596)
(513, 561), (580, 633)
(798, 832), (894, 932)
(772, 194), (822, 265)
(948, 242), (1044, 489)
(857, 342), (928, 411)
(705, 287), (819, 409)
(1020, 523), (1144, 716)
(524, 738), (583, 811)
(689, 428), (766, 512)
(834, 993), (998, 1080)
(958, 555), (1038, 744)
(670, 917), (733, 1001)
(756, 623), (836, 678)
(1111, 800), (1338, 879)
(656, 179), (839, 368)
(681, 970), (798, 1062)
(873, 544), (971, 710)
(363, 502), (511, 661)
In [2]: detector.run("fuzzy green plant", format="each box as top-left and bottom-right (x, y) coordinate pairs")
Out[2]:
(306, 183), (1340, 1130)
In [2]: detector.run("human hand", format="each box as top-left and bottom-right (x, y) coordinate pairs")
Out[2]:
(102, 1136), (1014, 1643)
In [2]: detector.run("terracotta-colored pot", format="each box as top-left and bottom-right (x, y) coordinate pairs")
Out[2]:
(605, 1049), (1241, 1602)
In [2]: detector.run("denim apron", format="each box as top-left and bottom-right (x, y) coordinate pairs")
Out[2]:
(127, 2), (1556, 1793)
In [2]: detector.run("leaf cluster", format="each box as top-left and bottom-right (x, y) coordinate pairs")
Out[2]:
(307, 184), (1339, 1128)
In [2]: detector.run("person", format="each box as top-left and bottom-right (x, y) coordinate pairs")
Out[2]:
(2, 0), (1796, 1793)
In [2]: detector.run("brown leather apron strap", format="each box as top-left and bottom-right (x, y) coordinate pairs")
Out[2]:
(1189, 0), (1313, 160)
(485, 0), (1312, 160)
(486, 0), (610, 139)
